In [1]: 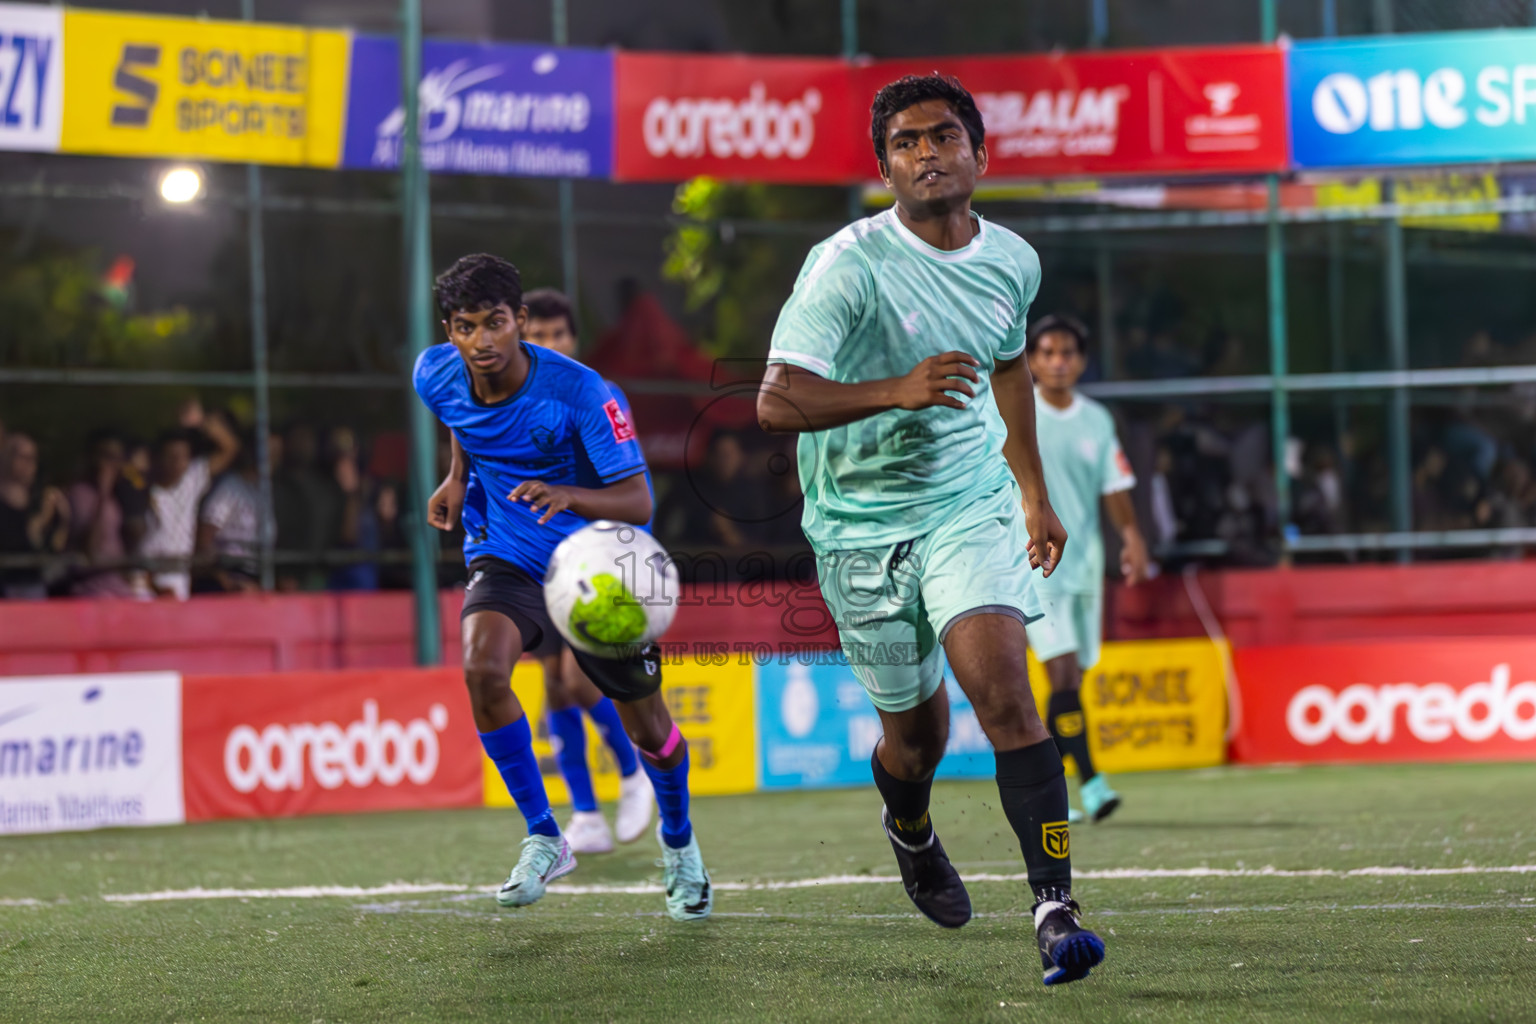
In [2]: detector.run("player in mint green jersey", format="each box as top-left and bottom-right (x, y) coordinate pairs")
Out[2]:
(1024, 314), (1150, 825)
(759, 73), (1104, 987)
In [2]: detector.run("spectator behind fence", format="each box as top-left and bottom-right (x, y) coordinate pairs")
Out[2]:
(327, 429), (381, 591)
(274, 422), (341, 590)
(0, 433), (70, 599)
(67, 429), (139, 597)
(142, 400), (240, 600)
(196, 434), (273, 593)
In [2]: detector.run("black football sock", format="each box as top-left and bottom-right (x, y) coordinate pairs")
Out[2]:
(871, 746), (935, 846)
(995, 739), (1072, 902)
(1047, 688), (1098, 783)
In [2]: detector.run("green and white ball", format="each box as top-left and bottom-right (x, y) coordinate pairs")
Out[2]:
(544, 521), (678, 658)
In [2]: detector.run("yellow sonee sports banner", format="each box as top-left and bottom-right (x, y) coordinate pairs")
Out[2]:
(1028, 638), (1229, 774)
(484, 656), (757, 810)
(60, 9), (348, 166)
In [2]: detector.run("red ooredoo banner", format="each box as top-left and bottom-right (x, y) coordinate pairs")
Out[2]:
(612, 46), (1286, 184)
(1231, 640), (1536, 765)
(182, 669), (482, 821)
(613, 52), (867, 183)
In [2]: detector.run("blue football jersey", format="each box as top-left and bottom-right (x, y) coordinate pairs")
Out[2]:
(413, 341), (649, 579)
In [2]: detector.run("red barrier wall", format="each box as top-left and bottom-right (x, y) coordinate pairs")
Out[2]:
(4, 562), (1535, 676)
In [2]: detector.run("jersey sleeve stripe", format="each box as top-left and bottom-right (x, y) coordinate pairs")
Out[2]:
(766, 349), (832, 375)
(1102, 476), (1137, 495)
(997, 341), (1026, 360)
(599, 464), (648, 485)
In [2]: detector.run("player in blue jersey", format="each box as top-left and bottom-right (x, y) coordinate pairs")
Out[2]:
(519, 287), (656, 855)
(415, 254), (711, 921)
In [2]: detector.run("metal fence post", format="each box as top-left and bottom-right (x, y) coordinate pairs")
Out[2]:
(842, 0), (863, 224)
(1262, 0), (1290, 534)
(1382, 184), (1413, 550)
(401, 0), (442, 665)
(242, 0), (274, 592)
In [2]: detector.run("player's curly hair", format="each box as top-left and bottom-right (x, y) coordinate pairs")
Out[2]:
(869, 73), (985, 169)
(434, 253), (523, 319)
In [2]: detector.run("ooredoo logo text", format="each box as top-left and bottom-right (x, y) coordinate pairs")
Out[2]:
(223, 700), (450, 793)
(1286, 664), (1536, 745)
(642, 82), (821, 160)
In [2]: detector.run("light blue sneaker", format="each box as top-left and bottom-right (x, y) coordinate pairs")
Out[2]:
(496, 834), (576, 908)
(1080, 775), (1122, 824)
(659, 827), (713, 922)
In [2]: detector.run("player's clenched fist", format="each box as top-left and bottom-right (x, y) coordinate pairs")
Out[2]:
(892, 351), (980, 411)
(508, 480), (574, 525)
(428, 476), (465, 531)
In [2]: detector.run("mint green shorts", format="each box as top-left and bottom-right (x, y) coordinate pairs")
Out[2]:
(1025, 589), (1104, 669)
(814, 482), (1044, 713)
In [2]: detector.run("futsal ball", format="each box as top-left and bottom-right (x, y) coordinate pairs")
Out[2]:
(544, 521), (679, 658)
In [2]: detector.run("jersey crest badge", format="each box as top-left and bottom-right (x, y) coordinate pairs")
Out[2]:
(603, 399), (635, 443)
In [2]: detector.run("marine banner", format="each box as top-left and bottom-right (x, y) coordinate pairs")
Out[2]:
(59, 9), (349, 166)
(0, 3), (63, 153)
(483, 654), (756, 810)
(0, 672), (184, 835)
(342, 36), (613, 178)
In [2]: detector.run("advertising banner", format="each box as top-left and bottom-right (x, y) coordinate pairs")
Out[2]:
(182, 668), (482, 821)
(0, 672), (183, 835)
(484, 654), (756, 809)
(342, 37), (612, 178)
(1232, 640), (1536, 764)
(758, 657), (994, 790)
(0, 3), (63, 153)
(613, 51), (864, 183)
(865, 46), (1287, 180)
(1290, 31), (1536, 169)
(759, 638), (1227, 789)
(59, 9), (349, 166)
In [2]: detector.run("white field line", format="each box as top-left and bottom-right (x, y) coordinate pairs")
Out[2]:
(69, 863), (1536, 904)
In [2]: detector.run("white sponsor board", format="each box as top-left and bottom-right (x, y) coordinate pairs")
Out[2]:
(0, 673), (184, 834)
(0, 3), (63, 152)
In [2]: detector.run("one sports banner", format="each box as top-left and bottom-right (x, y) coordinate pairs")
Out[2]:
(484, 654), (756, 808)
(0, 672), (184, 835)
(342, 36), (613, 178)
(1231, 640), (1536, 764)
(0, 3), (63, 153)
(613, 51), (866, 183)
(1290, 30), (1536, 169)
(864, 46), (1288, 180)
(758, 638), (1227, 789)
(59, 9), (350, 166)
(182, 668), (483, 821)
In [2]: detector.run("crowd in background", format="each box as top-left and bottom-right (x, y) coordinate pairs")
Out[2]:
(4, 335), (1535, 601)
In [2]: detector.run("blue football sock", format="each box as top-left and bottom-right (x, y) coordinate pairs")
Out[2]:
(549, 707), (598, 813)
(586, 697), (639, 777)
(479, 717), (559, 838)
(641, 749), (693, 849)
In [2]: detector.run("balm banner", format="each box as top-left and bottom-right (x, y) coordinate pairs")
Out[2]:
(1291, 31), (1536, 168)
(0, 3), (63, 153)
(59, 9), (349, 166)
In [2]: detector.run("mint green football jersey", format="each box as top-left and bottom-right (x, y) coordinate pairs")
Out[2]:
(1031, 391), (1136, 596)
(768, 209), (1041, 550)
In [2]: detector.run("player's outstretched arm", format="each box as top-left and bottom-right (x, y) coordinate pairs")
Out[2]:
(507, 472), (652, 527)
(1106, 490), (1150, 585)
(757, 353), (981, 433)
(427, 432), (468, 531)
(993, 354), (1068, 577)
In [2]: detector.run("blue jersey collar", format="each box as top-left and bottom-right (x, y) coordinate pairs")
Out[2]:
(462, 339), (539, 409)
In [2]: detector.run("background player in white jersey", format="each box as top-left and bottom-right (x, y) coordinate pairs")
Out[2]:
(520, 288), (655, 855)
(1023, 314), (1150, 824)
(759, 74), (1105, 986)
